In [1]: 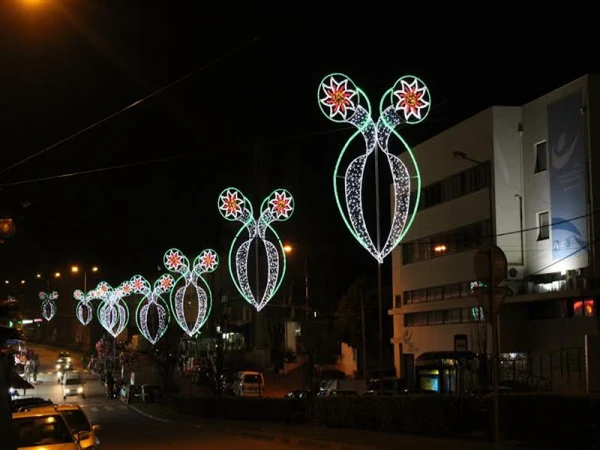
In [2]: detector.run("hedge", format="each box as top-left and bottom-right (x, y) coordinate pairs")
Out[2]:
(171, 394), (600, 449)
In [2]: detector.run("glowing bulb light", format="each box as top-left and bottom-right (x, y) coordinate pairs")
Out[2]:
(73, 289), (98, 326)
(318, 73), (431, 263)
(162, 248), (218, 338)
(131, 274), (174, 345)
(95, 281), (132, 338)
(39, 291), (58, 321)
(218, 188), (294, 312)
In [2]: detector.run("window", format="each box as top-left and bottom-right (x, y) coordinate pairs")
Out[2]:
(534, 141), (548, 173)
(537, 212), (550, 241)
(573, 299), (595, 318)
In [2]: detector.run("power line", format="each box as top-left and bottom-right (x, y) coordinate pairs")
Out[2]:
(0, 34), (262, 176)
(0, 154), (194, 188)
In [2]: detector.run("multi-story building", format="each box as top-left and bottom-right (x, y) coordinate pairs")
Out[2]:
(390, 74), (600, 394)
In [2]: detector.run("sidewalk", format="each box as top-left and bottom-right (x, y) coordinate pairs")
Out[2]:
(128, 403), (531, 450)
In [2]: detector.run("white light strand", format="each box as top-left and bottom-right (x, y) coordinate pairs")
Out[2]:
(318, 73), (431, 263)
(131, 273), (173, 344)
(163, 248), (218, 338)
(96, 281), (132, 338)
(73, 289), (98, 326)
(218, 188), (294, 312)
(39, 291), (58, 321)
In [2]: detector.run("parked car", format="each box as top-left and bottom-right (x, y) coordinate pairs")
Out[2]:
(364, 377), (408, 396)
(13, 405), (82, 449)
(10, 397), (53, 413)
(63, 372), (86, 400)
(58, 404), (101, 449)
(233, 371), (264, 397)
(284, 389), (310, 399)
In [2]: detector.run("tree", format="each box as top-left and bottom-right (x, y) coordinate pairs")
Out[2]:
(0, 298), (21, 450)
(264, 280), (294, 372)
(334, 275), (375, 353)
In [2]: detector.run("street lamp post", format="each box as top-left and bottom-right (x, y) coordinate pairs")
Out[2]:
(283, 243), (314, 393)
(453, 151), (501, 450)
(71, 265), (98, 350)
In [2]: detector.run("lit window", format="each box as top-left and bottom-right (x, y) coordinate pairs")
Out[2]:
(534, 141), (548, 173)
(537, 212), (550, 241)
(574, 299), (595, 317)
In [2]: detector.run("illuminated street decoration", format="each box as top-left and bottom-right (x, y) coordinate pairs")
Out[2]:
(218, 188), (294, 311)
(163, 248), (217, 338)
(96, 281), (132, 338)
(73, 289), (98, 326)
(39, 291), (58, 321)
(318, 73), (431, 263)
(131, 273), (174, 345)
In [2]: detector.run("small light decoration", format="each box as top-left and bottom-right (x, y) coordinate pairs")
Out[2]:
(162, 248), (218, 338)
(73, 289), (98, 326)
(95, 281), (132, 338)
(131, 273), (174, 345)
(318, 73), (431, 263)
(218, 188), (294, 311)
(39, 291), (58, 321)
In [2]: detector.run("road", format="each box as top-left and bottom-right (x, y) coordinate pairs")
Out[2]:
(19, 344), (292, 449)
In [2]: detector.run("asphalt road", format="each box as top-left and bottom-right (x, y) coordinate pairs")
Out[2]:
(20, 344), (292, 449)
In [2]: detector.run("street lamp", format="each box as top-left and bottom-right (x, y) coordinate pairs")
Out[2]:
(282, 243), (309, 321)
(453, 150), (501, 450)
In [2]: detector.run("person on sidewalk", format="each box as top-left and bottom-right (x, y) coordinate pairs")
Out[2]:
(23, 358), (31, 382)
(32, 355), (39, 382)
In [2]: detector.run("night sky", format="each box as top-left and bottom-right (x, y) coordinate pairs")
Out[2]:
(0, 2), (596, 307)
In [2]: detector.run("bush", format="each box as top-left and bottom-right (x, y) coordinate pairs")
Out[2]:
(170, 394), (600, 448)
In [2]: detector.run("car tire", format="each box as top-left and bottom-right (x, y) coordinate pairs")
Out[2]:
(82, 394), (86, 399)
(63, 396), (66, 400)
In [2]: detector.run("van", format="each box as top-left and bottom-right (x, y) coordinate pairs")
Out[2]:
(233, 371), (264, 397)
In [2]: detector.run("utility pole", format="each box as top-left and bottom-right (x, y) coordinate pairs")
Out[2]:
(360, 289), (367, 380)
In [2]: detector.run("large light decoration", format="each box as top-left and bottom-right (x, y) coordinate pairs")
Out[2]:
(318, 73), (431, 262)
(95, 281), (132, 338)
(218, 188), (294, 312)
(131, 273), (174, 345)
(162, 248), (218, 338)
(39, 291), (58, 321)
(73, 289), (98, 326)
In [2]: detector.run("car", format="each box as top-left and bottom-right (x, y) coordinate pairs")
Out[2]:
(233, 371), (265, 397)
(10, 397), (54, 412)
(57, 404), (101, 450)
(12, 405), (85, 450)
(56, 352), (73, 373)
(63, 372), (86, 400)
(57, 367), (75, 384)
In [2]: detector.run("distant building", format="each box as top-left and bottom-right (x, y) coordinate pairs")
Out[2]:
(390, 74), (600, 394)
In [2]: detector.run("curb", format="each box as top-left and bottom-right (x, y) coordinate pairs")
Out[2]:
(126, 406), (373, 450)
(223, 428), (374, 450)
(127, 405), (172, 424)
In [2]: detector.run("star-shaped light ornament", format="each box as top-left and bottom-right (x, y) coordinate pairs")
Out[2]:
(269, 191), (293, 219)
(199, 250), (218, 272)
(165, 249), (184, 272)
(219, 190), (244, 219)
(393, 78), (430, 121)
(320, 77), (357, 120)
(160, 276), (173, 290)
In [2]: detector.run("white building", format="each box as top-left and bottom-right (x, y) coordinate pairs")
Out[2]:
(390, 74), (600, 394)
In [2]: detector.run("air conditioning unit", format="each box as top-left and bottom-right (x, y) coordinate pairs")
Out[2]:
(507, 266), (525, 280)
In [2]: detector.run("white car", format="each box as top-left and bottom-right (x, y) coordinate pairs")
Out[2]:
(63, 372), (86, 400)
(233, 371), (265, 397)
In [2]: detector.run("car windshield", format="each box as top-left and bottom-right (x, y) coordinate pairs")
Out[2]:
(244, 374), (261, 384)
(58, 353), (70, 358)
(14, 414), (74, 447)
(65, 378), (81, 385)
(61, 409), (90, 433)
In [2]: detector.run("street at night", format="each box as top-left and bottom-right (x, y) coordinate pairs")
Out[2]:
(1, 3), (598, 450)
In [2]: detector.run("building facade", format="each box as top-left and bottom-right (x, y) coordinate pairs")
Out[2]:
(390, 74), (600, 394)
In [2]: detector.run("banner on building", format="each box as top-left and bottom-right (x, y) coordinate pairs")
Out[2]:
(547, 90), (587, 261)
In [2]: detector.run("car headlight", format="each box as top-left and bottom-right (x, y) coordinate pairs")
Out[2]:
(56, 364), (61, 370)
(57, 371), (63, 378)
(65, 388), (70, 393)
(77, 387), (83, 393)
